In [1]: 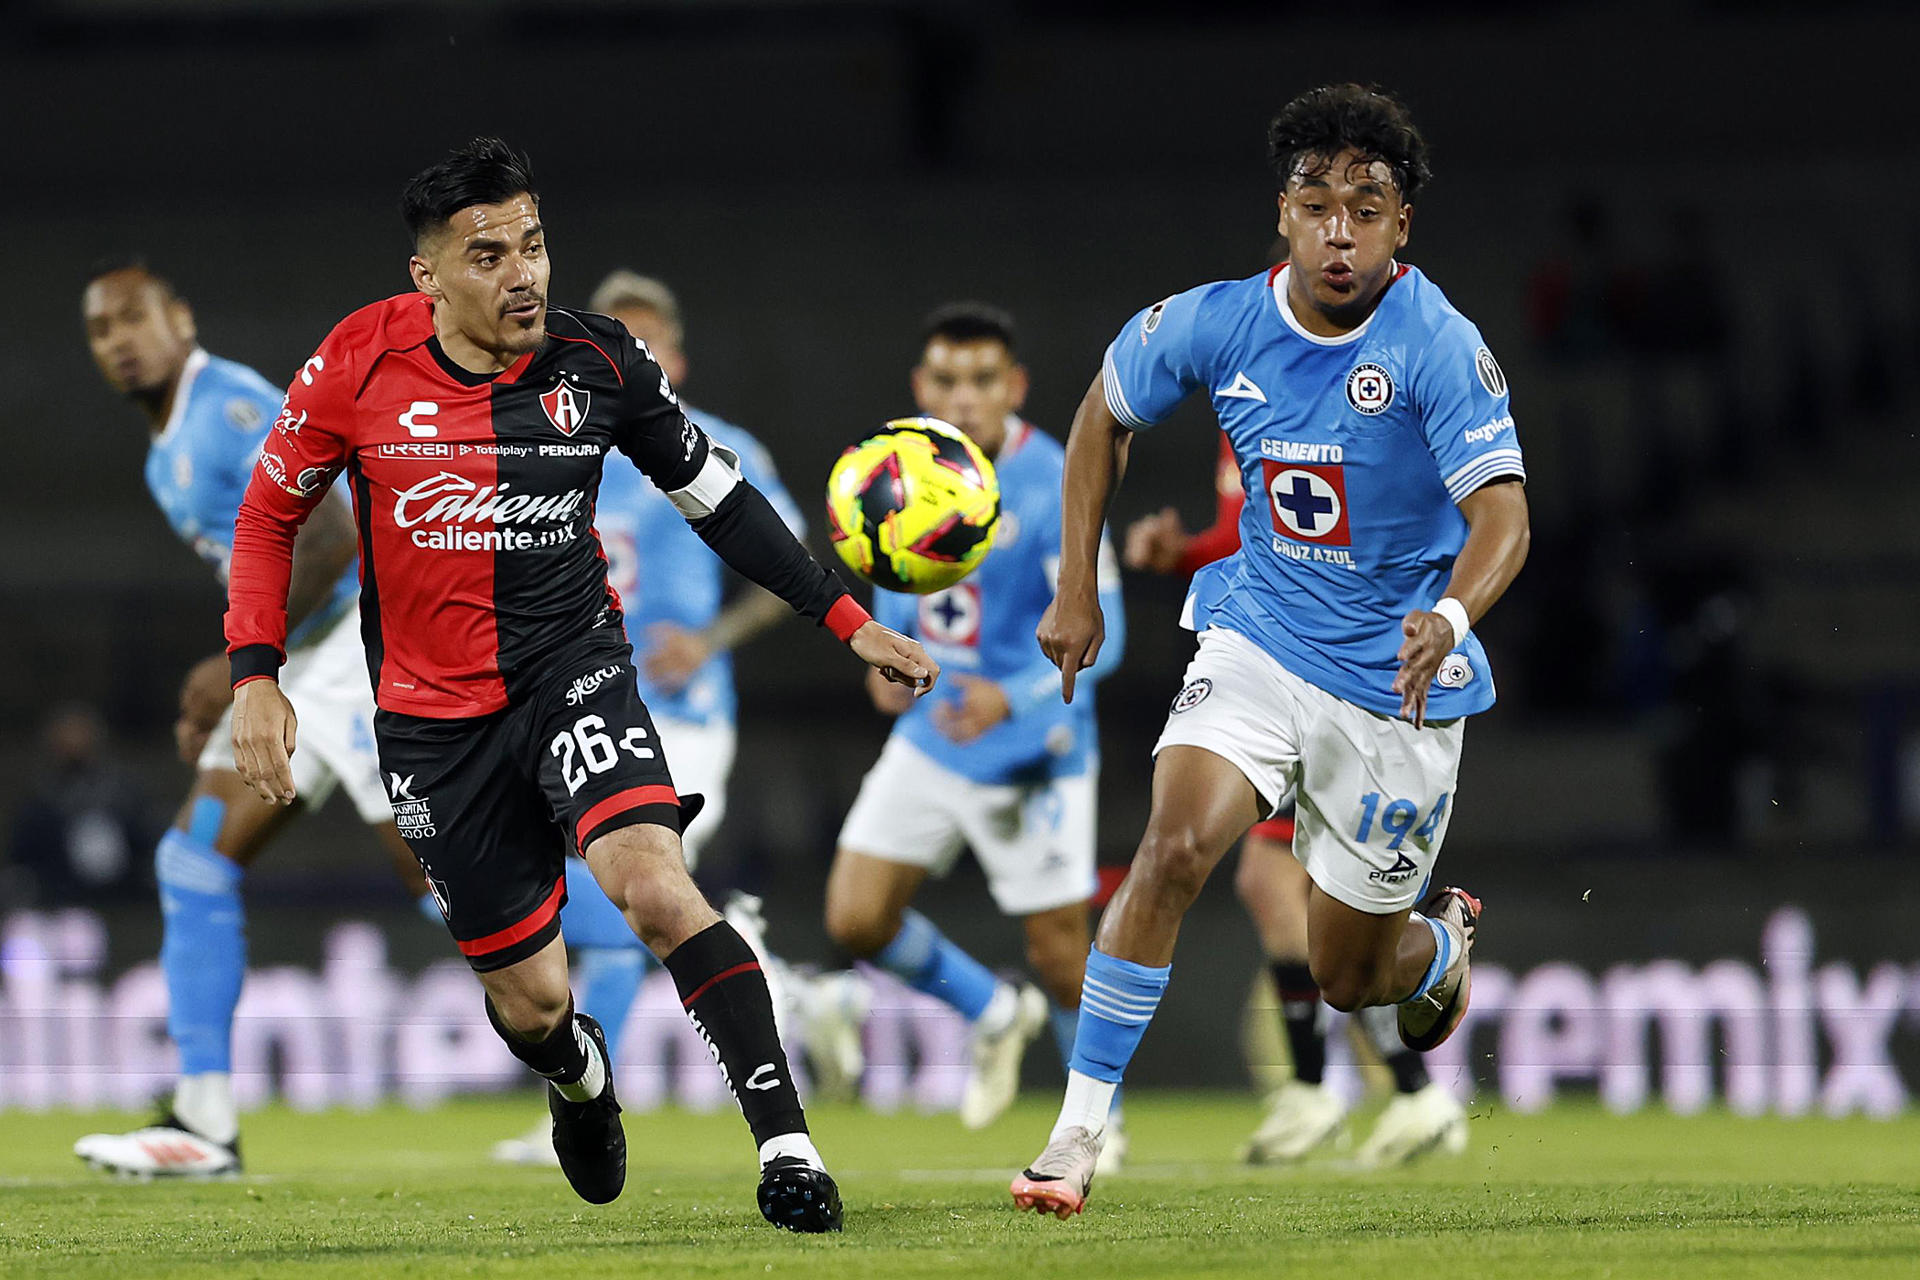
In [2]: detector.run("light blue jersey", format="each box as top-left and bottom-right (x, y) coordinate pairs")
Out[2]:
(144, 348), (357, 649)
(593, 405), (805, 727)
(874, 419), (1125, 785)
(1103, 264), (1525, 719)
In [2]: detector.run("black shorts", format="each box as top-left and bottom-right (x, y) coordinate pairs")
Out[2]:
(374, 632), (682, 972)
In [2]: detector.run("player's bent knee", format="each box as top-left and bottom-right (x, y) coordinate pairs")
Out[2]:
(1134, 826), (1213, 902)
(487, 985), (572, 1040)
(824, 901), (898, 959)
(1309, 954), (1391, 1013)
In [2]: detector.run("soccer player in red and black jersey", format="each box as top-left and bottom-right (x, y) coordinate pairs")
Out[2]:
(223, 139), (938, 1231)
(1124, 435), (1467, 1168)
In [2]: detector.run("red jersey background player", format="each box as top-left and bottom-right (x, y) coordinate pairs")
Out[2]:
(223, 139), (937, 1231)
(1124, 432), (1469, 1167)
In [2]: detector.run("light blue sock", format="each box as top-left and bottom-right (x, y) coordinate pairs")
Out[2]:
(557, 856), (653, 1049)
(874, 909), (999, 1021)
(1405, 912), (1453, 1002)
(1050, 1004), (1078, 1069)
(155, 807), (244, 1077)
(416, 892), (443, 926)
(1069, 947), (1170, 1084)
(1053, 1003), (1126, 1119)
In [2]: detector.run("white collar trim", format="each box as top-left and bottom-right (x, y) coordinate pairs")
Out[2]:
(156, 348), (210, 442)
(1270, 265), (1393, 347)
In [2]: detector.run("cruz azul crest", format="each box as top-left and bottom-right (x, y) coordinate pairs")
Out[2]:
(540, 379), (592, 437)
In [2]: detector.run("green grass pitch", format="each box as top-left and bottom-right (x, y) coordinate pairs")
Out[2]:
(3, 1093), (1917, 1278)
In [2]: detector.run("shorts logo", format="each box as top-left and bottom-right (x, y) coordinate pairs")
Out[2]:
(918, 583), (982, 647)
(387, 773), (416, 800)
(1436, 654), (1474, 689)
(540, 379), (591, 437)
(565, 665), (625, 706)
(389, 774), (436, 840)
(1475, 347), (1507, 397)
(1140, 297), (1170, 343)
(1345, 362), (1394, 415)
(1369, 850), (1420, 884)
(1170, 678), (1212, 713)
(1262, 460), (1351, 545)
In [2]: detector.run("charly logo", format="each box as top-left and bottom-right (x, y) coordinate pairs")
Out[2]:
(1436, 653), (1474, 689)
(1345, 362), (1394, 415)
(392, 472), (587, 551)
(1475, 346), (1507, 397)
(1171, 678), (1213, 713)
(565, 665), (625, 706)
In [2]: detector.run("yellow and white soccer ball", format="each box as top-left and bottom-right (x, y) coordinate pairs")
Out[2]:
(825, 417), (1000, 594)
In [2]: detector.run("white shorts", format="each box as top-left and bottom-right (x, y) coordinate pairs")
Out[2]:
(1153, 627), (1464, 914)
(199, 609), (392, 824)
(652, 714), (736, 870)
(838, 735), (1097, 917)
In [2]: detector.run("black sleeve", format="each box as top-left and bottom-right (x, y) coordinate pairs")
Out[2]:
(607, 328), (707, 492)
(691, 482), (851, 627)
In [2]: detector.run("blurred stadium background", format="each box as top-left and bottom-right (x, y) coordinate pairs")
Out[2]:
(4, 0), (1917, 1120)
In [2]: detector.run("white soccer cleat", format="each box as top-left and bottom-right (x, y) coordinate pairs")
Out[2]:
(75, 1117), (240, 1179)
(797, 969), (871, 1104)
(1242, 1079), (1349, 1164)
(960, 984), (1049, 1130)
(490, 1115), (561, 1167)
(1010, 1125), (1104, 1218)
(1399, 886), (1481, 1052)
(1354, 1081), (1469, 1168)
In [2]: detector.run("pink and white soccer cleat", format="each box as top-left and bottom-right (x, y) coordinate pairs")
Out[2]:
(1009, 1126), (1103, 1219)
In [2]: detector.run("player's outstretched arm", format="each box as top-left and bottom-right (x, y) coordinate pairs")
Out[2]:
(1392, 479), (1530, 726)
(1037, 374), (1132, 703)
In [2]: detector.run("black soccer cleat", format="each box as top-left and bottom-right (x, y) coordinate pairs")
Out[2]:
(548, 1013), (626, 1204)
(757, 1156), (844, 1233)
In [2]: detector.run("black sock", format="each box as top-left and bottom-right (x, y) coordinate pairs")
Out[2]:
(487, 996), (591, 1085)
(664, 920), (807, 1148)
(1386, 1048), (1430, 1094)
(1271, 961), (1327, 1086)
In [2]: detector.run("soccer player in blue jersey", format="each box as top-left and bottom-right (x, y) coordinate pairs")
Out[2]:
(491, 270), (810, 1166)
(819, 303), (1128, 1147)
(1012, 85), (1530, 1216)
(75, 262), (424, 1176)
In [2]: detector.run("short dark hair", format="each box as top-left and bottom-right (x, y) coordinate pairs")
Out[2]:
(1267, 84), (1430, 203)
(400, 137), (538, 249)
(84, 255), (177, 299)
(921, 301), (1018, 356)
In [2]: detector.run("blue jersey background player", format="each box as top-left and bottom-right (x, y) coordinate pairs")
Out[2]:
(819, 303), (1128, 1147)
(1013, 85), (1532, 1216)
(494, 271), (809, 1167)
(75, 261), (420, 1177)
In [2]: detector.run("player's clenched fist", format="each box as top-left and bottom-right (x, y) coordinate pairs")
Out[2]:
(850, 620), (941, 696)
(231, 679), (300, 805)
(1036, 589), (1104, 705)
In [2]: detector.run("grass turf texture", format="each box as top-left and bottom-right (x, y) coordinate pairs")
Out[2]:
(2, 1094), (1916, 1279)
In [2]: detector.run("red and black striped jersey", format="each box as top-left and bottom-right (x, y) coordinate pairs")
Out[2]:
(226, 294), (865, 718)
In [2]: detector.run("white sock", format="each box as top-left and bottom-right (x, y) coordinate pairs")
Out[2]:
(975, 984), (1018, 1036)
(758, 1131), (825, 1171)
(173, 1072), (238, 1146)
(1049, 1069), (1117, 1140)
(551, 1020), (607, 1102)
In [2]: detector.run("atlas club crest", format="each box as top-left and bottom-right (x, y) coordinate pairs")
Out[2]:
(540, 378), (592, 437)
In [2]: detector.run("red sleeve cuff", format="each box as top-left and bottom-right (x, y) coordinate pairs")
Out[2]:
(823, 594), (872, 643)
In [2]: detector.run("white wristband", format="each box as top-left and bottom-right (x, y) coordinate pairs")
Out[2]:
(1432, 597), (1470, 648)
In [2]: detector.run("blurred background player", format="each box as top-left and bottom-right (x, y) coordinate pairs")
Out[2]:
(74, 261), (424, 1176)
(813, 304), (1128, 1156)
(1126, 434), (1468, 1167)
(492, 271), (813, 1166)
(1015, 85), (1529, 1216)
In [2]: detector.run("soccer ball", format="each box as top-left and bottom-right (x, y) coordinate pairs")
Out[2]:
(825, 417), (1000, 594)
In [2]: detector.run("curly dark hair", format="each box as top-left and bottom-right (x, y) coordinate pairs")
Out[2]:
(400, 137), (538, 248)
(1267, 84), (1431, 203)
